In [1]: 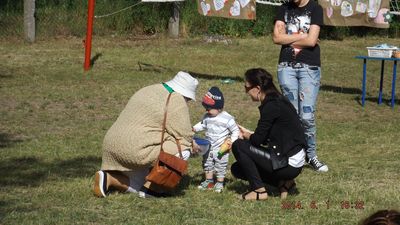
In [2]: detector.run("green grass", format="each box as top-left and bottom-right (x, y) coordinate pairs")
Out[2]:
(0, 36), (399, 225)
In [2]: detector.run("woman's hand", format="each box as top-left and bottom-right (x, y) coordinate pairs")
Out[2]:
(238, 124), (254, 140)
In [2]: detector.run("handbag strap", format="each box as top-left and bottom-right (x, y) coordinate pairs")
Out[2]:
(160, 93), (184, 159)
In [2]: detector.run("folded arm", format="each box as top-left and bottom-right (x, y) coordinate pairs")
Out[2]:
(291, 24), (320, 48)
(272, 20), (307, 46)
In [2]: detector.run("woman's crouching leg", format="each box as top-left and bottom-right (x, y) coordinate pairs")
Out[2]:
(122, 168), (150, 193)
(231, 139), (267, 190)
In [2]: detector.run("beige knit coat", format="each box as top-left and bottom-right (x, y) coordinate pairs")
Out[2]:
(101, 84), (194, 171)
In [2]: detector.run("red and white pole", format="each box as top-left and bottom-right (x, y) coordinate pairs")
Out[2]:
(84, 0), (95, 71)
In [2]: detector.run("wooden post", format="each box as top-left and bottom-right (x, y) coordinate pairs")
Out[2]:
(84, 0), (96, 71)
(24, 0), (35, 43)
(168, 2), (179, 39)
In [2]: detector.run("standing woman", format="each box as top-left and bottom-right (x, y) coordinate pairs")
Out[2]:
(231, 68), (307, 200)
(272, 0), (328, 172)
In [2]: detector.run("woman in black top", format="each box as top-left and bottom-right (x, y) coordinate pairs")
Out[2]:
(232, 68), (307, 200)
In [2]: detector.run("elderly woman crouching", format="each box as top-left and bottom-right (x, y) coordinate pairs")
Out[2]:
(93, 71), (200, 198)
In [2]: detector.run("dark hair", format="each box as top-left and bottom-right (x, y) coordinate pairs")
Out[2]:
(360, 210), (400, 225)
(244, 68), (281, 97)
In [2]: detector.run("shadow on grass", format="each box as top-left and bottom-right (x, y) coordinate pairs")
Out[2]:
(0, 133), (24, 148)
(0, 68), (14, 79)
(0, 200), (6, 220)
(354, 96), (400, 106)
(0, 74), (13, 79)
(320, 84), (400, 106)
(180, 169), (286, 197)
(0, 156), (101, 187)
(90, 53), (102, 67)
(137, 61), (244, 82)
(174, 171), (246, 196)
(320, 84), (361, 94)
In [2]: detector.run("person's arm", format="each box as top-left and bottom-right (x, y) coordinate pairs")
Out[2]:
(290, 24), (320, 48)
(192, 118), (206, 132)
(237, 124), (254, 140)
(227, 118), (240, 142)
(249, 101), (280, 147)
(291, 4), (323, 48)
(191, 119), (205, 154)
(273, 20), (307, 46)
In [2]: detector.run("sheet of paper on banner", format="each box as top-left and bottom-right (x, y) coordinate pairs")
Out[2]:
(197, 0), (256, 20)
(318, 0), (390, 28)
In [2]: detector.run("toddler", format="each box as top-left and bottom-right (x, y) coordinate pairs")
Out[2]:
(193, 86), (239, 193)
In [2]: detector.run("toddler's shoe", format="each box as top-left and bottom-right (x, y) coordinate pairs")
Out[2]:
(197, 180), (214, 190)
(213, 182), (224, 193)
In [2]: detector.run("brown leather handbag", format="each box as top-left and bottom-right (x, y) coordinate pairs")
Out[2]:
(145, 93), (188, 191)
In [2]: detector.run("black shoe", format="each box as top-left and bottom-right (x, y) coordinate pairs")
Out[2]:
(138, 187), (171, 198)
(309, 157), (329, 172)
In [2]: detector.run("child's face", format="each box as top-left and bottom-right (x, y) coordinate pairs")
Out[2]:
(206, 108), (220, 117)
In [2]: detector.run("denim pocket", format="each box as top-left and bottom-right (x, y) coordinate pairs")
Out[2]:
(304, 67), (321, 85)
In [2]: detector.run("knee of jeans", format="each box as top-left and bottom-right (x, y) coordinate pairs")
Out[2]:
(300, 106), (314, 119)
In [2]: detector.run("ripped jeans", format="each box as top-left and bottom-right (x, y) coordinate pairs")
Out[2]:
(277, 63), (320, 160)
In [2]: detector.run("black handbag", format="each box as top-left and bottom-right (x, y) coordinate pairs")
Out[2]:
(249, 145), (288, 170)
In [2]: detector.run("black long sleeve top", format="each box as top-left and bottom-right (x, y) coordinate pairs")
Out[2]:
(249, 94), (307, 157)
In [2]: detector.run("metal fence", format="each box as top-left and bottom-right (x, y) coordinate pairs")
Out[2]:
(0, 0), (176, 39)
(0, 2), (88, 38)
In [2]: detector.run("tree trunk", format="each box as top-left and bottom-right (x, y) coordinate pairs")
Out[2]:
(24, 0), (35, 43)
(168, 2), (179, 39)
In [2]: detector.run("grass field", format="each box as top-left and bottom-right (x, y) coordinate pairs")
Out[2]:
(0, 35), (399, 225)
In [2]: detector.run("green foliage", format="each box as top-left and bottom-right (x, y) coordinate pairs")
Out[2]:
(250, 4), (277, 36)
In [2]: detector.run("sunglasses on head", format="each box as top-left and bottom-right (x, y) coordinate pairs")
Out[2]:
(244, 85), (254, 92)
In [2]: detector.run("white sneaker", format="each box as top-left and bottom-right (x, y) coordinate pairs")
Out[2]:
(309, 157), (328, 172)
(213, 182), (224, 193)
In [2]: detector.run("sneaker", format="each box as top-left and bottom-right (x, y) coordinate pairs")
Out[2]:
(197, 180), (214, 190)
(309, 157), (329, 172)
(94, 170), (108, 197)
(213, 182), (224, 193)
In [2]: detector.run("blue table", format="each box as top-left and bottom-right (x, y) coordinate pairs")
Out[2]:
(355, 56), (399, 108)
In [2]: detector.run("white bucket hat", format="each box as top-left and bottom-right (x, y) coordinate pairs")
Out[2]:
(165, 71), (199, 101)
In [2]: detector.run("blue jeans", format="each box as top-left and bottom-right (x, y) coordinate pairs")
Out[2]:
(277, 63), (321, 160)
